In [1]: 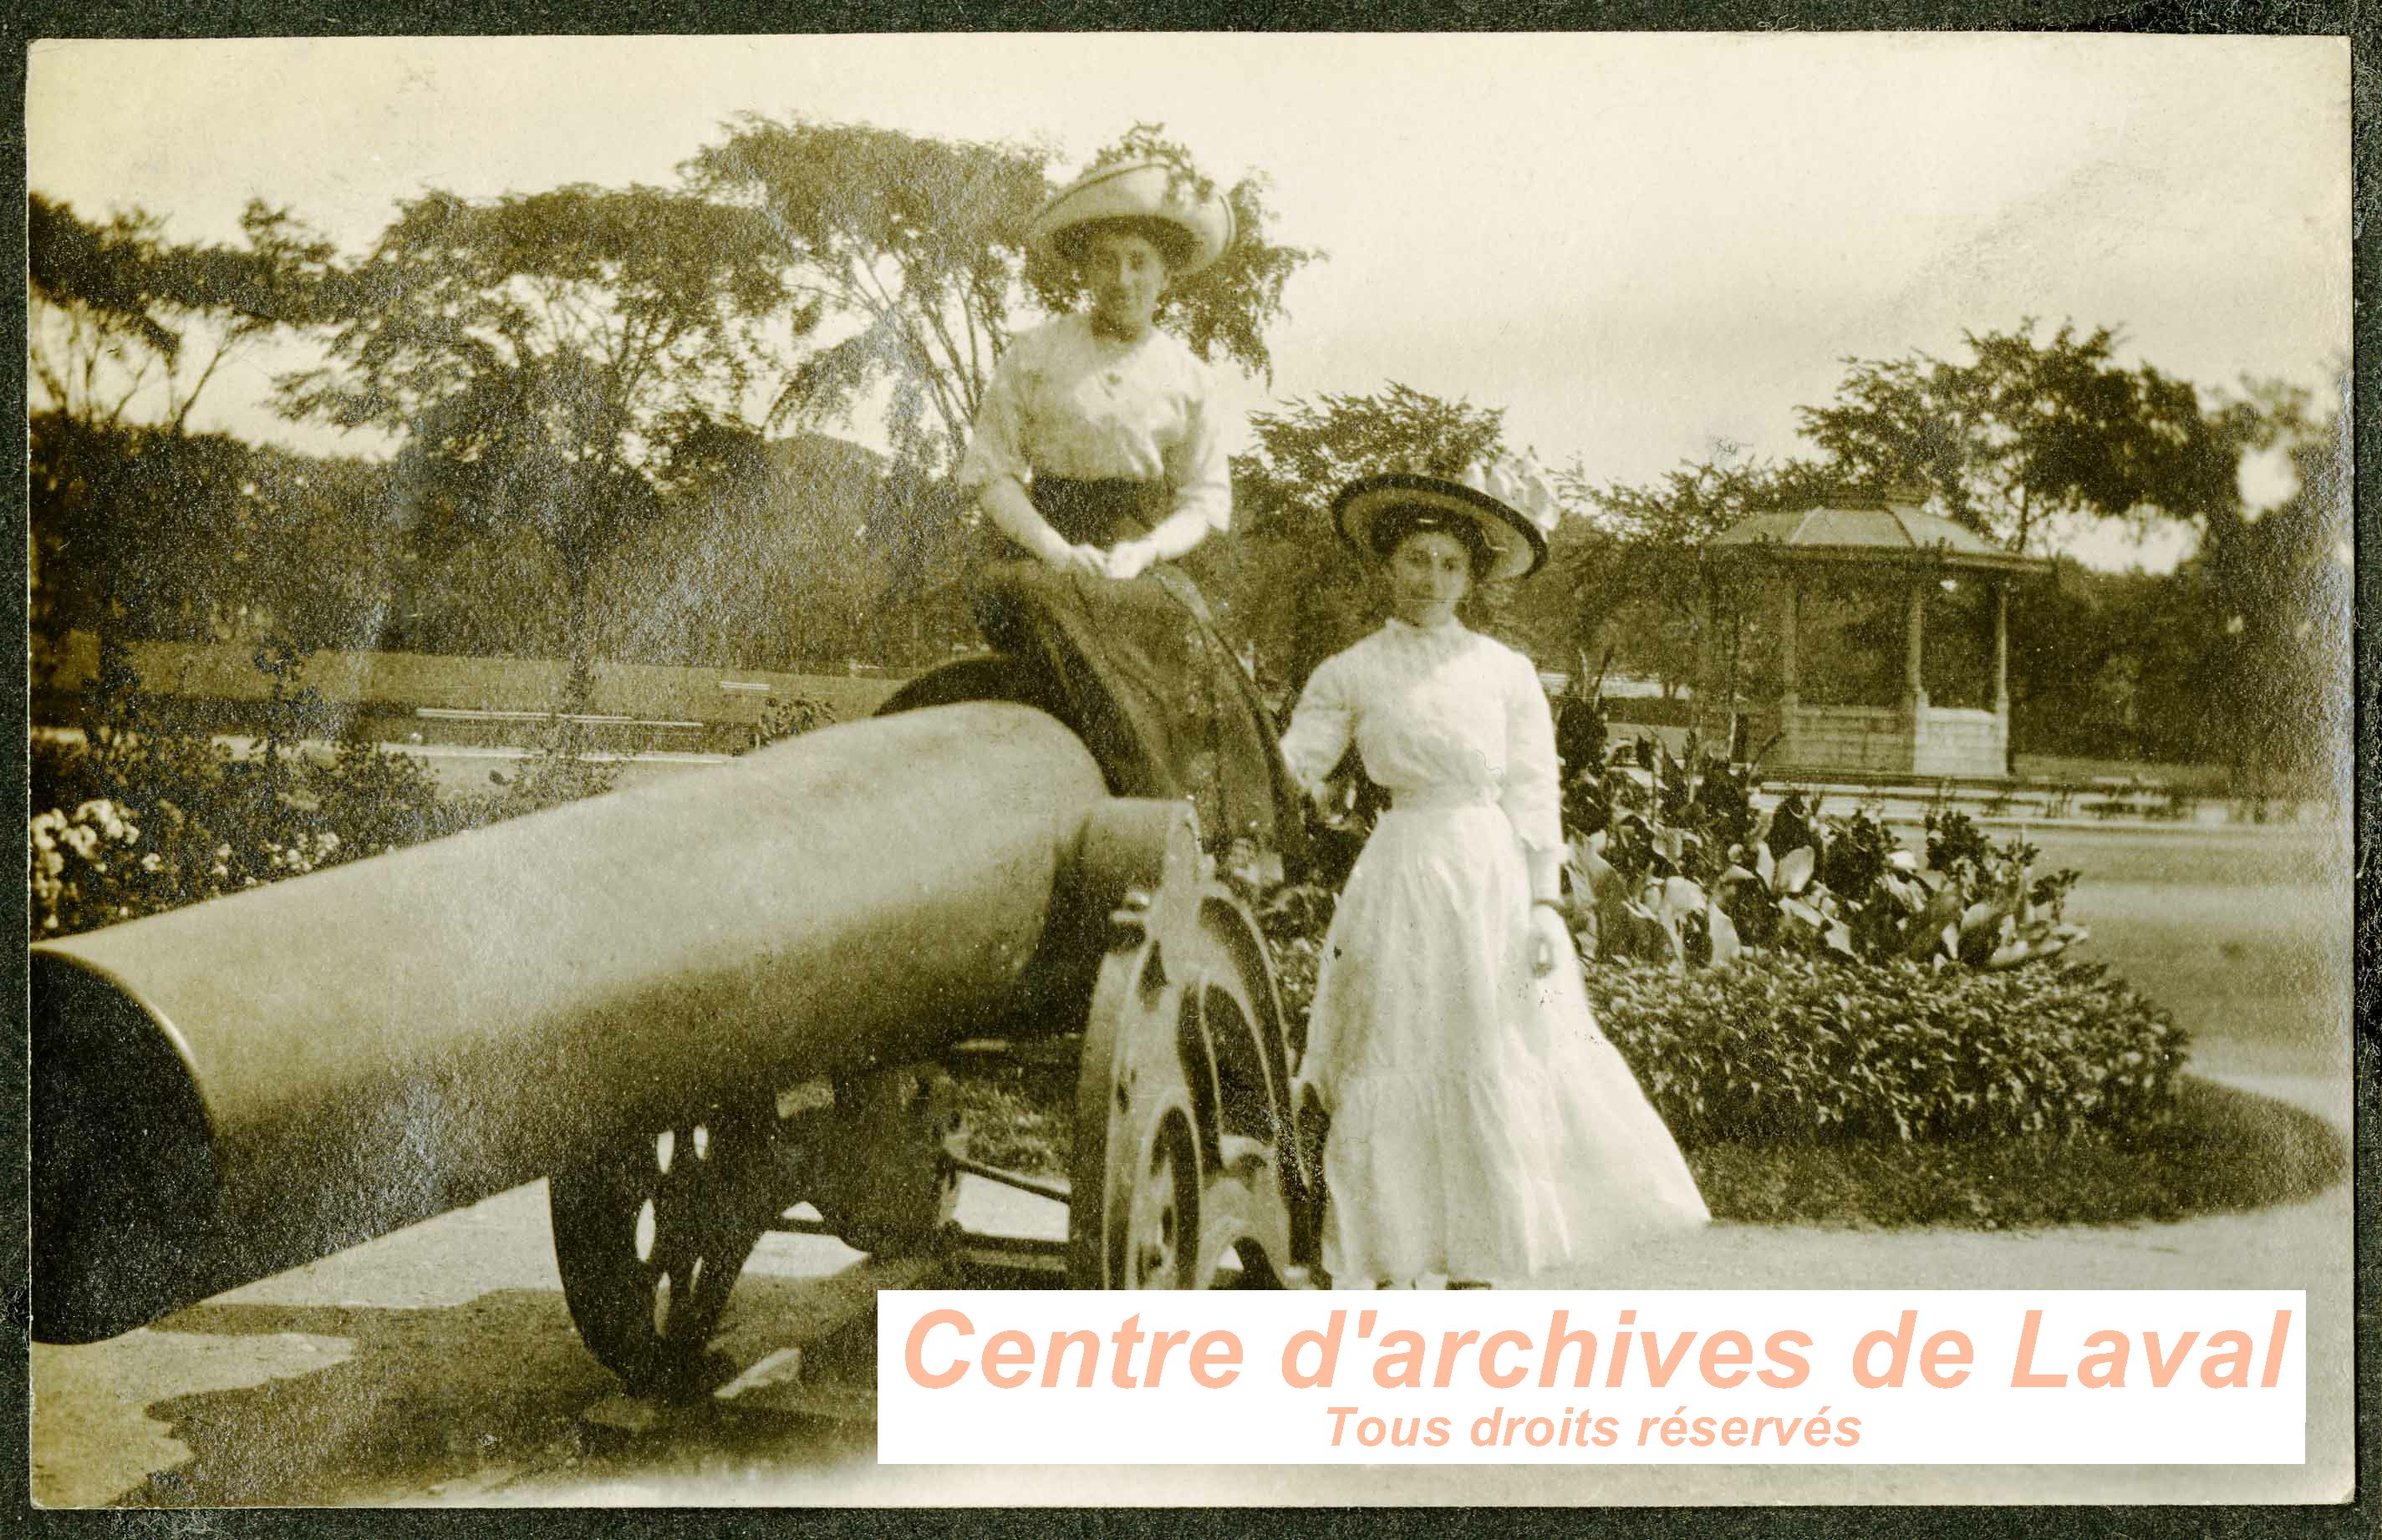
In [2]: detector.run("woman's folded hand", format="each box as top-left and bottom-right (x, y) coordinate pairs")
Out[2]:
(1103, 538), (1158, 581)
(1054, 541), (1110, 579)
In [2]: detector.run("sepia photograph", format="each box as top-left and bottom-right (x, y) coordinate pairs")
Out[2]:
(23, 28), (2355, 1510)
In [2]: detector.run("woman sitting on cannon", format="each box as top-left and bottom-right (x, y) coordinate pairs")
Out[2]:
(957, 153), (1302, 877)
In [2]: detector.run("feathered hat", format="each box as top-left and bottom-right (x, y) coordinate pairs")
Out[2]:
(1332, 450), (1562, 582)
(1026, 160), (1238, 278)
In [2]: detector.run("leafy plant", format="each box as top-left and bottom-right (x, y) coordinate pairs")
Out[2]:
(1585, 953), (2189, 1147)
(477, 656), (629, 816)
(744, 693), (835, 754)
(1563, 746), (2087, 975)
(31, 645), (618, 938)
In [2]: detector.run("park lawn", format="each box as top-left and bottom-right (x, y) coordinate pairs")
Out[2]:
(2028, 826), (2350, 1082)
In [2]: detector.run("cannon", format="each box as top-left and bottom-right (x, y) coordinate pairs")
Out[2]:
(33, 571), (1322, 1395)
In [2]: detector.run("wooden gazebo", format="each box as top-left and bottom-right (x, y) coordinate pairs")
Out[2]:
(1696, 492), (2052, 778)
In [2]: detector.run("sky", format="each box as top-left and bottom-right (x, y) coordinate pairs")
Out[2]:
(25, 33), (2351, 572)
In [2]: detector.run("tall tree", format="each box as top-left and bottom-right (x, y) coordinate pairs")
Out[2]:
(1797, 322), (2253, 555)
(2179, 389), (2349, 792)
(29, 193), (333, 434)
(1562, 450), (1850, 702)
(682, 118), (1053, 476)
(1217, 384), (1511, 694)
(687, 118), (1315, 470)
(275, 184), (790, 661)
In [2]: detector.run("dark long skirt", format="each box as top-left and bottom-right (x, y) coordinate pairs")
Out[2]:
(968, 477), (1305, 878)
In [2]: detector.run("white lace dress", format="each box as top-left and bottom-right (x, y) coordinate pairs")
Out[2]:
(1279, 617), (1710, 1285)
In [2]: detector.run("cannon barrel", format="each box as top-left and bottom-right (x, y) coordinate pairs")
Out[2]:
(32, 701), (1110, 1345)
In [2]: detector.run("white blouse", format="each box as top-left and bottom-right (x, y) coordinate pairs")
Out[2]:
(1278, 618), (1564, 853)
(956, 313), (1234, 536)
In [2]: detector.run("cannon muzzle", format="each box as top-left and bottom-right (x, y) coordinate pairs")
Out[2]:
(32, 701), (1109, 1344)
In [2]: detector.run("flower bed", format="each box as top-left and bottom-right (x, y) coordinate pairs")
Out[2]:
(29, 643), (629, 939)
(1582, 953), (2188, 1147)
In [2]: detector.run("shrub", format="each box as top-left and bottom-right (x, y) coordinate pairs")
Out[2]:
(745, 694), (835, 754)
(303, 729), (475, 859)
(1251, 880), (1339, 1062)
(29, 793), (348, 938)
(29, 641), (618, 938)
(1567, 745), (2088, 975)
(1583, 953), (2189, 1148)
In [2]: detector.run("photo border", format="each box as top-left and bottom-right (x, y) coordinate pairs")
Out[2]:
(6, 3), (2369, 1536)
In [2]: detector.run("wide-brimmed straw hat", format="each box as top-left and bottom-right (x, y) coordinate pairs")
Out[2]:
(1333, 453), (1561, 582)
(1026, 160), (1238, 278)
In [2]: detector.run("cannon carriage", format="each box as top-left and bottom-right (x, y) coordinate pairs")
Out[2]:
(32, 567), (1324, 1397)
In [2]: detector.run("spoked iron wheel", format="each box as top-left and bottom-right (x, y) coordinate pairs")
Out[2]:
(550, 1101), (782, 1399)
(1070, 857), (1316, 1289)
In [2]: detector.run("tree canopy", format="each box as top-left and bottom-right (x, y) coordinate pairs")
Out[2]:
(272, 183), (791, 653)
(1796, 321), (2266, 555)
(1560, 450), (1851, 701)
(685, 117), (1318, 477)
(26, 138), (2345, 799)
(29, 193), (333, 433)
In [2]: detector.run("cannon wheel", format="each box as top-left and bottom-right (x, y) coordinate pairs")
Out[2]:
(1068, 802), (1316, 1289)
(549, 1100), (783, 1399)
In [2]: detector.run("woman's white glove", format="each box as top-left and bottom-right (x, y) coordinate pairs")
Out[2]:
(1529, 902), (1575, 978)
(1103, 538), (1158, 582)
(1053, 541), (1110, 579)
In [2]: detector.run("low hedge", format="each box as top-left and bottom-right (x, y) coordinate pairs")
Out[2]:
(1583, 953), (2188, 1147)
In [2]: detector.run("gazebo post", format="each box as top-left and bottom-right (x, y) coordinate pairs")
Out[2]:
(1702, 497), (2046, 780)
(1902, 579), (1927, 712)
(1776, 571), (1799, 762)
(1993, 577), (2012, 775)
(1992, 579), (2009, 714)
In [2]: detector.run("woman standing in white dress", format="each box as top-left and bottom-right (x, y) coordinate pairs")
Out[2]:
(1279, 460), (1710, 1288)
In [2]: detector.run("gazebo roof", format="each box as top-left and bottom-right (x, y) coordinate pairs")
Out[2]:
(1703, 499), (2052, 574)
